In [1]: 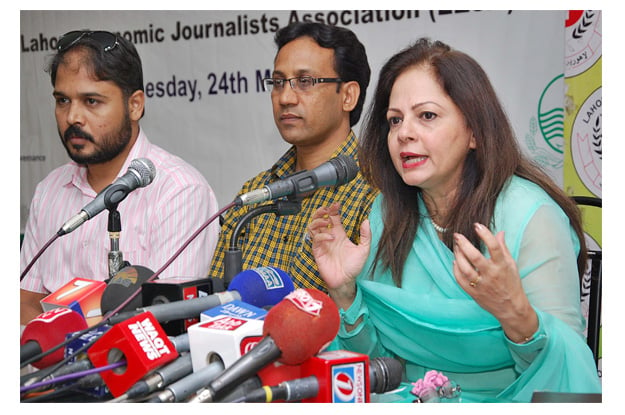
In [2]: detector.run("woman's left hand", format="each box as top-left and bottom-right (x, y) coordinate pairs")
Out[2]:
(452, 223), (538, 343)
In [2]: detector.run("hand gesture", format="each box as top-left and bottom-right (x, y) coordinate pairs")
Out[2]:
(308, 203), (371, 304)
(452, 223), (538, 343)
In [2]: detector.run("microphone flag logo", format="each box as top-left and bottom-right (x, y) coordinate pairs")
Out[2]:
(254, 267), (286, 289)
(110, 267), (141, 287)
(285, 289), (322, 316)
(128, 317), (173, 360)
(32, 306), (76, 323)
(332, 362), (366, 403)
(199, 316), (248, 331)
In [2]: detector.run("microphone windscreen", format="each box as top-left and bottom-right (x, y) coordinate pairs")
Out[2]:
(100, 265), (155, 315)
(370, 357), (404, 394)
(21, 308), (88, 368)
(262, 288), (339, 365)
(131, 158), (156, 187)
(227, 267), (294, 308)
(330, 155), (359, 185)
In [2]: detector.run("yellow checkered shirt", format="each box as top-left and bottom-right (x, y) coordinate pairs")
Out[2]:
(208, 131), (378, 291)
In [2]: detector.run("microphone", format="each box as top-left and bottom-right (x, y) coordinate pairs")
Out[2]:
(146, 360), (224, 403)
(188, 300), (268, 373)
(20, 308), (88, 369)
(234, 155), (358, 206)
(58, 158), (156, 236)
(100, 265), (155, 315)
(190, 288), (340, 402)
(61, 324), (112, 398)
(168, 333), (190, 353)
(111, 352), (195, 402)
(40, 277), (107, 326)
(243, 354), (403, 403)
(87, 311), (179, 397)
(369, 356), (404, 394)
(140, 275), (214, 336)
(27, 327), (193, 400)
(106, 267), (294, 325)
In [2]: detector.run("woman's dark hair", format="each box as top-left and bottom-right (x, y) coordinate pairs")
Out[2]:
(274, 22), (371, 127)
(359, 37), (587, 286)
(47, 30), (144, 117)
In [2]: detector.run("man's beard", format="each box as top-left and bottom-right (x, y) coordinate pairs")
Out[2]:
(60, 112), (133, 165)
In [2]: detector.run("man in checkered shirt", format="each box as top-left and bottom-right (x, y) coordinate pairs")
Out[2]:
(209, 22), (377, 291)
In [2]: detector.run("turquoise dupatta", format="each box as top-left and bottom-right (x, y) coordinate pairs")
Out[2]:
(337, 177), (601, 402)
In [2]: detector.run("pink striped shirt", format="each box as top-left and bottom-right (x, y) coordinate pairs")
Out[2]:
(20, 129), (220, 294)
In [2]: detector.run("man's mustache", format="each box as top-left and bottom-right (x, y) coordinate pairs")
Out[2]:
(63, 125), (94, 143)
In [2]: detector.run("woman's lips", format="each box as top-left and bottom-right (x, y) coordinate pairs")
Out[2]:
(400, 152), (428, 168)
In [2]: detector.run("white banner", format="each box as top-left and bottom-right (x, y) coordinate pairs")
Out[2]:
(20, 10), (566, 232)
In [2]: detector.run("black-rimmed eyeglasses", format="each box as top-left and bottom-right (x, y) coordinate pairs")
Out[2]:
(263, 76), (342, 93)
(57, 30), (119, 53)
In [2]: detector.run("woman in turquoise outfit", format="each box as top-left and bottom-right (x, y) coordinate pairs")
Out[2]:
(308, 38), (601, 402)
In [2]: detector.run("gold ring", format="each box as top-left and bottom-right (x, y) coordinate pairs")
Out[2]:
(469, 275), (481, 287)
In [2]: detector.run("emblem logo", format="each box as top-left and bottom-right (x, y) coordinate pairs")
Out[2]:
(571, 87), (602, 197)
(565, 10), (602, 77)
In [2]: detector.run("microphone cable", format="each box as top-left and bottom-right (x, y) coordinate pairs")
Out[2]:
(20, 233), (60, 281)
(21, 360), (126, 395)
(21, 382), (82, 403)
(21, 361), (126, 403)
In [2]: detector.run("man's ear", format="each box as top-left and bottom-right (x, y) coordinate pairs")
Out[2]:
(128, 90), (145, 121)
(341, 81), (360, 113)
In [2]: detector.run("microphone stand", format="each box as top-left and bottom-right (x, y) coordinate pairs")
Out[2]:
(106, 205), (130, 278)
(223, 199), (301, 288)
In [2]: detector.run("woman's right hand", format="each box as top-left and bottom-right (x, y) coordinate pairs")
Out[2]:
(308, 203), (371, 308)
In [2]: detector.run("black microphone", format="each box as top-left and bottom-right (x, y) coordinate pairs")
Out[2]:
(58, 158), (156, 235)
(100, 265), (156, 315)
(369, 356), (404, 394)
(234, 155), (358, 206)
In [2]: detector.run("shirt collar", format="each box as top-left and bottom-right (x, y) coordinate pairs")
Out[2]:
(117, 127), (149, 177)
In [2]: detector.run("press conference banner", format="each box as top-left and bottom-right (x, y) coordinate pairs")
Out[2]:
(20, 10), (567, 232)
(562, 10), (602, 377)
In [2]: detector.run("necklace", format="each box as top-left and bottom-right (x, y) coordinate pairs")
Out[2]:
(431, 219), (448, 233)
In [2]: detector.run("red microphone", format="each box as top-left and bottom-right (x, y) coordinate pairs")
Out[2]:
(86, 311), (179, 397)
(241, 353), (404, 403)
(40, 277), (106, 326)
(256, 350), (371, 402)
(190, 288), (340, 402)
(262, 288), (340, 364)
(20, 308), (88, 369)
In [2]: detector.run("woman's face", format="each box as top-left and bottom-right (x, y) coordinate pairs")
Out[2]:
(386, 66), (476, 198)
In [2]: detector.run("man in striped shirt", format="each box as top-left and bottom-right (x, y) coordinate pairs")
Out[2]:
(20, 31), (219, 325)
(208, 22), (378, 291)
